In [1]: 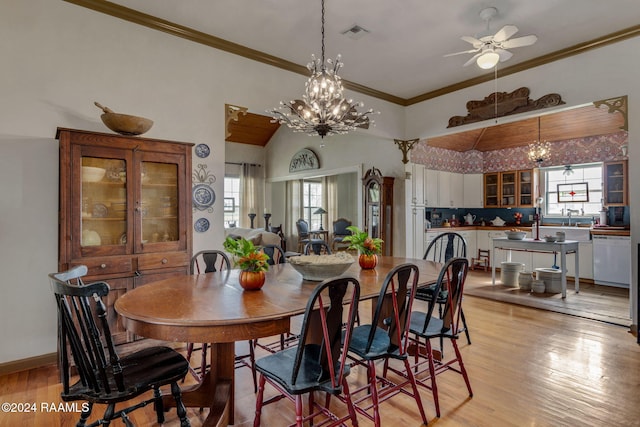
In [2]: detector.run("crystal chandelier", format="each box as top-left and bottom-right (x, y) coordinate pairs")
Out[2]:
(527, 117), (551, 165)
(269, 0), (375, 138)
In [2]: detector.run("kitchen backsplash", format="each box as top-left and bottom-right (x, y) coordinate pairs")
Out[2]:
(426, 206), (629, 227)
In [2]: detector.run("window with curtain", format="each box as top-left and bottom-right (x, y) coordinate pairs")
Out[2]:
(224, 177), (240, 227)
(544, 163), (603, 216)
(303, 180), (323, 230)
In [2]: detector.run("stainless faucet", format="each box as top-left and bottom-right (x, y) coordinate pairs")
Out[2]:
(567, 209), (580, 226)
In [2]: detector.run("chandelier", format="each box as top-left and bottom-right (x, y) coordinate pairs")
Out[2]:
(527, 117), (551, 165)
(269, 0), (375, 138)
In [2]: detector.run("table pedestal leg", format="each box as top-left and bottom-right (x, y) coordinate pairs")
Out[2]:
(163, 342), (235, 426)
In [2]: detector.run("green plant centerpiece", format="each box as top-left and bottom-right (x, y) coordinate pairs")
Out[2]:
(342, 225), (383, 269)
(223, 236), (270, 290)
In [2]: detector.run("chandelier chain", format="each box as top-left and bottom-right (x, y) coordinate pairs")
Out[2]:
(321, 0), (325, 65)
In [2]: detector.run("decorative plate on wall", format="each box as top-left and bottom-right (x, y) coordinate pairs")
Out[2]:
(192, 183), (216, 210)
(289, 148), (319, 173)
(194, 217), (210, 233)
(195, 143), (210, 158)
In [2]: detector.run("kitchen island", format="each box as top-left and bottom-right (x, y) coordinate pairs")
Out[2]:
(492, 237), (579, 298)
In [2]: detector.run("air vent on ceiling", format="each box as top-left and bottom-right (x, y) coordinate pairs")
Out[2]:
(341, 25), (370, 40)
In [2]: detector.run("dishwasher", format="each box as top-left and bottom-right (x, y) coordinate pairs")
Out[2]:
(592, 235), (631, 287)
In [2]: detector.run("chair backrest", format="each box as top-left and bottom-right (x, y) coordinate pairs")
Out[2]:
(367, 263), (420, 355)
(291, 276), (360, 392)
(423, 232), (467, 263)
(49, 266), (124, 397)
(440, 257), (469, 334)
(412, 257), (468, 335)
(261, 244), (286, 265)
(191, 250), (231, 274)
(332, 218), (352, 237)
(296, 218), (310, 239)
(303, 241), (332, 255)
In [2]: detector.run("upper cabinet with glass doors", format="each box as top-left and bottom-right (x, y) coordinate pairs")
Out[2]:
(57, 128), (193, 344)
(603, 160), (628, 206)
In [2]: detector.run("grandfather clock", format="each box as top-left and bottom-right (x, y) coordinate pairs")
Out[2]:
(363, 167), (394, 256)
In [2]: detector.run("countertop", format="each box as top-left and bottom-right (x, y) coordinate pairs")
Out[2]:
(428, 224), (630, 236)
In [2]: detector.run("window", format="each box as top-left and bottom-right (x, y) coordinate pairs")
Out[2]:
(543, 163), (602, 216)
(224, 177), (240, 227)
(303, 180), (323, 230)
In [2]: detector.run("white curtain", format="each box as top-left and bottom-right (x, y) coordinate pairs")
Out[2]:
(285, 179), (304, 249)
(325, 175), (338, 234)
(239, 163), (263, 228)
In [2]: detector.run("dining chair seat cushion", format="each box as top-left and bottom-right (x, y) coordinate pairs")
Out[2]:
(415, 283), (448, 302)
(347, 325), (402, 360)
(255, 345), (350, 395)
(409, 312), (454, 339)
(64, 345), (189, 403)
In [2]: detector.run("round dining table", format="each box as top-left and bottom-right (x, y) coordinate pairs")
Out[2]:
(115, 255), (441, 427)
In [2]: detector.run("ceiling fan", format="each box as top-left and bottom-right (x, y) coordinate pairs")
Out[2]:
(445, 7), (538, 69)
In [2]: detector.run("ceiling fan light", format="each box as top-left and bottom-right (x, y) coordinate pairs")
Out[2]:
(477, 51), (500, 69)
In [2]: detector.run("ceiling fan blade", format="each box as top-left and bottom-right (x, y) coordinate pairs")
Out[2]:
(496, 49), (513, 62)
(461, 35), (484, 48)
(501, 34), (538, 49)
(444, 48), (480, 57)
(493, 25), (519, 42)
(463, 52), (484, 67)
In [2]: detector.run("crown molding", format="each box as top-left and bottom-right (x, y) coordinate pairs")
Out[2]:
(64, 0), (639, 107)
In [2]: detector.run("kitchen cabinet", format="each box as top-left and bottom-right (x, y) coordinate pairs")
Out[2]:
(603, 160), (627, 206)
(456, 230), (476, 263)
(484, 170), (535, 208)
(463, 173), (484, 208)
(405, 163), (425, 205)
(57, 128), (193, 345)
(406, 206), (425, 259)
(424, 168), (439, 207)
(363, 167), (394, 256)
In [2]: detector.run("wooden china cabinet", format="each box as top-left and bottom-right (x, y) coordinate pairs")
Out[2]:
(56, 128), (193, 346)
(363, 167), (394, 256)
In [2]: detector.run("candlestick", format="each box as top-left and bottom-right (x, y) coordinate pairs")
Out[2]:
(263, 213), (271, 230)
(248, 213), (257, 229)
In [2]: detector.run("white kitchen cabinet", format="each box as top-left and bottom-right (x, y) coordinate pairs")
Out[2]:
(424, 168), (439, 206)
(406, 205), (425, 259)
(405, 163), (425, 206)
(463, 173), (484, 208)
(435, 171), (463, 207)
(457, 230), (476, 263)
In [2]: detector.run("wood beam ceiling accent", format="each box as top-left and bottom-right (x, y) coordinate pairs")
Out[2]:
(225, 110), (280, 147)
(65, 0), (640, 107)
(427, 104), (625, 152)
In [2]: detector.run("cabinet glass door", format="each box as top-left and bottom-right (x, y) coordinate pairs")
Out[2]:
(518, 170), (533, 206)
(604, 161), (626, 206)
(501, 171), (517, 207)
(366, 182), (381, 238)
(78, 156), (128, 255)
(484, 173), (499, 207)
(140, 161), (179, 244)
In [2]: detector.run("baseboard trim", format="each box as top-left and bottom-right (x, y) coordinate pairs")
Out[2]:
(0, 353), (57, 376)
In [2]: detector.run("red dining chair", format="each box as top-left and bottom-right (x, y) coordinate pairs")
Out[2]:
(254, 276), (360, 427)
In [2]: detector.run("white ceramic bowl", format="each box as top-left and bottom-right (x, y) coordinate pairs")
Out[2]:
(543, 235), (558, 243)
(288, 253), (355, 281)
(505, 231), (526, 240)
(82, 166), (106, 182)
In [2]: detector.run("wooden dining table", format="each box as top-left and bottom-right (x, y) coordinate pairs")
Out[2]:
(114, 255), (441, 427)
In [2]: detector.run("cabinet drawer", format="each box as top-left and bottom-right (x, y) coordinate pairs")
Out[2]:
(137, 252), (189, 270)
(70, 256), (133, 276)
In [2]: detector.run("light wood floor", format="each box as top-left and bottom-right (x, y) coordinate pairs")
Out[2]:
(2, 282), (639, 426)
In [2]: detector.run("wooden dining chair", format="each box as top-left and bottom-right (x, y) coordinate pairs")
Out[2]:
(407, 257), (473, 417)
(260, 244), (286, 265)
(344, 263), (428, 427)
(303, 241), (332, 255)
(49, 265), (191, 427)
(188, 250), (257, 392)
(415, 232), (471, 347)
(254, 276), (361, 427)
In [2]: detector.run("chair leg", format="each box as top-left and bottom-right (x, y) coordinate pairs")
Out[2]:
(402, 358), (428, 424)
(153, 387), (165, 423)
(200, 342), (209, 379)
(249, 340), (257, 393)
(171, 382), (190, 427)
(342, 378), (359, 427)
(451, 339), (473, 397)
(76, 402), (93, 427)
(295, 395), (304, 427)
(254, 374), (266, 427)
(367, 360), (382, 427)
(425, 339), (441, 418)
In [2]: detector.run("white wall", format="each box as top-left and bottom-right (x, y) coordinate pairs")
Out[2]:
(1, 0), (637, 365)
